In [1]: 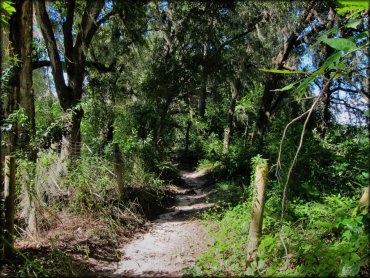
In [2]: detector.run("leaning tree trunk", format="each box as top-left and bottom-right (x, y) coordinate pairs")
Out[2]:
(254, 3), (315, 145)
(247, 158), (268, 263)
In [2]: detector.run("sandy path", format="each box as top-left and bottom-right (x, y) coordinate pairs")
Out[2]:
(114, 170), (214, 277)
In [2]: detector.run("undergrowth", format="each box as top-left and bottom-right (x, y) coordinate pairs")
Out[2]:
(4, 145), (169, 277)
(190, 194), (369, 277)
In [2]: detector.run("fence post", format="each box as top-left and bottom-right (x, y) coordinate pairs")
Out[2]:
(247, 157), (268, 263)
(3, 156), (16, 259)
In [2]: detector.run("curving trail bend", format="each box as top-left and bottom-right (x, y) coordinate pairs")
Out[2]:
(114, 170), (214, 277)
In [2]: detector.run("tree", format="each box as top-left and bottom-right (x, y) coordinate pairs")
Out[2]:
(0, 0), (15, 259)
(34, 0), (114, 159)
(9, 0), (34, 155)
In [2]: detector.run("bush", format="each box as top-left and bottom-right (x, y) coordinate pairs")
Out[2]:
(192, 194), (369, 276)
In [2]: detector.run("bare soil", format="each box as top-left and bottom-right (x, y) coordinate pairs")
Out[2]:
(114, 170), (215, 277)
(1, 169), (214, 277)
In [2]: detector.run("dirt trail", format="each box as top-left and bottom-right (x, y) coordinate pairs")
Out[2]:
(114, 170), (214, 277)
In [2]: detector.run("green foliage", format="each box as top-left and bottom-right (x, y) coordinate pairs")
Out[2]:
(264, 0), (368, 103)
(193, 194), (369, 276)
(0, 55), (19, 96)
(60, 156), (117, 214)
(0, 0), (15, 25)
(189, 203), (251, 276)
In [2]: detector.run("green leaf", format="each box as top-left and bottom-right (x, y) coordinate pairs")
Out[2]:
(322, 38), (357, 52)
(322, 51), (342, 71)
(340, 262), (361, 276)
(271, 80), (301, 92)
(271, 83), (295, 92)
(353, 31), (369, 40)
(337, 7), (354, 15)
(295, 75), (316, 98)
(338, 1), (369, 8)
(1, 1), (16, 13)
(345, 19), (362, 29)
(259, 68), (308, 74)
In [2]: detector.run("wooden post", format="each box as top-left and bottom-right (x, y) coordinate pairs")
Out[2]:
(3, 156), (16, 259)
(356, 187), (369, 215)
(113, 142), (125, 199)
(247, 158), (268, 263)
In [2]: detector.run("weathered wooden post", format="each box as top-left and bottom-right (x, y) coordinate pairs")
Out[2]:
(3, 156), (16, 258)
(356, 187), (369, 215)
(113, 142), (125, 199)
(247, 156), (268, 263)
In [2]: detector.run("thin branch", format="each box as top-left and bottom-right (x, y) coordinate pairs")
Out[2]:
(96, 9), (117, 26)
(277, 79), (331, 270)
(331, 97), (366, 114)
(343, 76), (370, 102)
(74, 0), (105, 50)
(212, 14), (263, 56)
(32, 60), (115, 73)
(330, 86), (358, 94)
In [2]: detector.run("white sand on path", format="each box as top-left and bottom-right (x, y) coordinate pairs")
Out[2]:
(114, 170), (214, 277)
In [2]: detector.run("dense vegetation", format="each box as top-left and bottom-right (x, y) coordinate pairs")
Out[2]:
(0, 0), (368, 276)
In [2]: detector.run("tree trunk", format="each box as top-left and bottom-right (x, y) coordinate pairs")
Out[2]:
(318, 70), (333, 138)
(247, 158), (268, 263)
(15, 0), (35, 137)
(9, 0), (37, 236)
(113, 142), (125, 198)
(0, 20), (5, 255)
(197, 42), (210, 119)
(197, 83), (207, 119)
(35, 0), (105, 159)
(107, 121), (125, 199)
(60, 107), (84, 159)
(3, 156), (16, 259)
(254, 4), (315, 144)
(154, 97), (172, 147)
(318, 8), (336, 138)
(184, 120), (191, 155)
(223, 78), (241, 154)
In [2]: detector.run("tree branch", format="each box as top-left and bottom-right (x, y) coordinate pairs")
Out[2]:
(63, 0), (75, 76)
(34, 0), (68, 94)
(343, 76), (370, 102)
(212, 14), (263, 56)
(75, 0), (105, 50)
(331, 97), (366, 114)
(330, 86), (358, 94)
(32, 60), (115, 73)
(97, 9), (117, 26)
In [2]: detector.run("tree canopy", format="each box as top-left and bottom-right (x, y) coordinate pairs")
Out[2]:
(0, 0), (368, 276)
